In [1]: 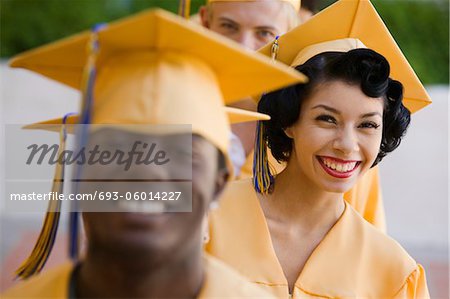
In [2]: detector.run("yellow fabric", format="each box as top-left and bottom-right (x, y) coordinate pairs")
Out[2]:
(24, 108), (271, 134)
(10, 9), (305, 102)
(258, 0), (431, 114)
(290, 38), (367, 66)
(239, 150), (386, 231)
(343, 165), (386, 232)
(199, 254), (275, 298)
(2, 262), (73, 298)
(12, 8), (303, 162)
(206, 179), (429, 298)
(207, 0), (301, 11)
(2, 255), (275, 298)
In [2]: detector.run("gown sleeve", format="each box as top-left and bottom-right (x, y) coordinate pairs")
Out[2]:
(393, 264), (430, 299)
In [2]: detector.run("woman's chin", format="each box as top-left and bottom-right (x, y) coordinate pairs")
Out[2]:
(319, 180), (357, 195)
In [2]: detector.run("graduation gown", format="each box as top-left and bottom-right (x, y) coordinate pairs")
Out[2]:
(206, 179), (429, 299)
(238, 151), (386, 232)
(2, 254), (274, 298)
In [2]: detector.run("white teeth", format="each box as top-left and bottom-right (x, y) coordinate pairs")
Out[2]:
(117, 200), (165, 214)
(321, 157), (358, 173)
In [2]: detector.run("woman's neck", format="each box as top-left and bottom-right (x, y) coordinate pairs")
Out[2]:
(76, 244), (204, 298)
(261, 160), (345, 230)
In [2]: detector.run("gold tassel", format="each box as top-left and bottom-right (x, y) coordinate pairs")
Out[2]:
(252, 121), (274, 194)
(15, 122), (68, 279)
(271, 36), (280, 61)
(252, 37), (280, 194)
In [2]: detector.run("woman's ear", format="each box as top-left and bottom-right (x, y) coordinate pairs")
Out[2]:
(284, 126), (294, 139)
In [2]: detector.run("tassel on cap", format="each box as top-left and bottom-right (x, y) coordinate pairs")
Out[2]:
(253, 37), (280, 194)
(69, 23), (104, 261)
(252, 121), (274, 194)
(271, 36), (280, 61)
(15, 113), (75, 279)
(178, 0), (191, 19)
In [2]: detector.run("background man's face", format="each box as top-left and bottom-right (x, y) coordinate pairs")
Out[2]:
(202, 1), (291, 50)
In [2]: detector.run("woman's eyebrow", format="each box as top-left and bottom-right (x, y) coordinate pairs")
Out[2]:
(311, 104), (340, 114)
(360, 112), (382, 118)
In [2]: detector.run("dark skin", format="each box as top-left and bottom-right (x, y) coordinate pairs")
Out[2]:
(75, 131), (229, 298)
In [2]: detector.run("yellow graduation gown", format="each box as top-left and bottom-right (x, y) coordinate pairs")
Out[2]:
(206, 179), (429, 299)
(2, 254), (274, 298)
(239, 150), (386, 232)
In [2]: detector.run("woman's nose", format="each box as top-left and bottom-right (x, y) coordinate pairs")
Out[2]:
(332, 127), (359, 155)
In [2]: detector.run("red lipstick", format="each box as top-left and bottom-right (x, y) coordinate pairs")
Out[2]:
(317, 156), (361, 179)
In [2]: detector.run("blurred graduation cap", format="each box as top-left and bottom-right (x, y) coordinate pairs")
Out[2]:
(11, 8), (305, 279)
(254, 0), (431, 194)
(24, 107), (271, 134)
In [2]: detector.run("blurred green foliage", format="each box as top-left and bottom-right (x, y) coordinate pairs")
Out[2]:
(0, 0), (203, 56)
(1, 0), (448, 83)
(373, 0), (449, 84)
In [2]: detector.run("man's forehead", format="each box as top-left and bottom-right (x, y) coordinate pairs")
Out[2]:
(210, 1), (287, 28)
(208, 0), (300, 11)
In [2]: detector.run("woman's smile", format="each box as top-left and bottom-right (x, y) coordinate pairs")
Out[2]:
(316, 156), (361, 179)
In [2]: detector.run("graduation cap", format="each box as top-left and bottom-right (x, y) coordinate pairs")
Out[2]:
(258, 0), (430, 113)
(253, 0), (431, 194)
(23, 107), (271, 133)
(11, 8), (305, 279)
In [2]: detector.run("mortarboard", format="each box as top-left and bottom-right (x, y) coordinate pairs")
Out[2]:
(258, 0), (431, 114)
(11, 8), (305, 278)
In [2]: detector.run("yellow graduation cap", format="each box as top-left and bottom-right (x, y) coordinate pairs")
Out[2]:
(11, 8), (305, 279)
(253, 0), (431, 194)
(11, 8), (305, 157)
(207, 0), (301, 11)
(258, 0), (431, 114)
(23, 108), (271, 133)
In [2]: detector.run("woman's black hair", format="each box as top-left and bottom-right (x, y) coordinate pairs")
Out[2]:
(258, 48), (410, 167)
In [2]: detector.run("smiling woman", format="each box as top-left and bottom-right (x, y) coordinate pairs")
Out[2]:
(207, 45), (428, 299)
(260, 48), (410, 194)
(207, 43), (426, 298)
(206, 1), (431, 296)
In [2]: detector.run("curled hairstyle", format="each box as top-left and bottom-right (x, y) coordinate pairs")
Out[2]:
(258, 48), (411, 167)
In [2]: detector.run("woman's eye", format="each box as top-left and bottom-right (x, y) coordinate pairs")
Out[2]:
(358, 121), (380, 129)
(315, 115), (337, 125)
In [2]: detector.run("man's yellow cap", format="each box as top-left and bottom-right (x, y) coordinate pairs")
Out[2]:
(11, 8), (305, 156)
(12, 8), (305, 279)
(207, 0), (301, 12)
(258, 0), (431, 114)
(24, 107), (270, 133)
